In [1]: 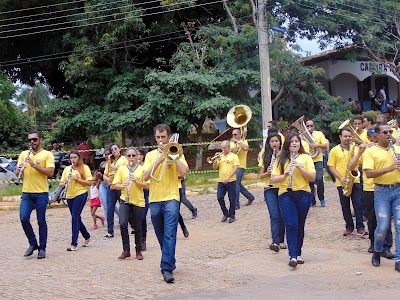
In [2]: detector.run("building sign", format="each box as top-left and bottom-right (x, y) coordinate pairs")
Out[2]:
(360, 62), (388, 73)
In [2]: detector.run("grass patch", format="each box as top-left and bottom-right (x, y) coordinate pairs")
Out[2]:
(0, 185), (22, 197)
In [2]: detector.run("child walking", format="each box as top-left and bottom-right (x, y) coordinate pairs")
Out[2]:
(90, 173), (105, 230)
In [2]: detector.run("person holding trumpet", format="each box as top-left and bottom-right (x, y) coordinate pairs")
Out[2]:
(272, 132), (316, 268)
(112, 147), (148, 261)
(259, 132), (286, 252)
(143, 124), (189, 284)
(59, 150), (93, 251)
(212, 140), (239, 223)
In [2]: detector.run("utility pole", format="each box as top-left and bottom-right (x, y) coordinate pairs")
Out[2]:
(257, 0), (272, 141)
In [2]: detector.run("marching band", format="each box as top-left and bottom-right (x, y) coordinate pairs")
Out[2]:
(14, 107), (400, 282)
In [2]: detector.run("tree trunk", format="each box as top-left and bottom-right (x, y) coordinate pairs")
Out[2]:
(121, 129), (126, 148)
(195, 120), (205, 170)
(223, 0), (238, 35)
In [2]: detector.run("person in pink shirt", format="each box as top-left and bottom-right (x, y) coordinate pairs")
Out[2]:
(76, 140), (90, 162)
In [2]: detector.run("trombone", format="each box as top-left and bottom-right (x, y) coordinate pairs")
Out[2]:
(150, 133), (183, 182)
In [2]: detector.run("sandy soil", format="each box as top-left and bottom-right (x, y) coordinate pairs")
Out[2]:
(0, 180), (399, 299)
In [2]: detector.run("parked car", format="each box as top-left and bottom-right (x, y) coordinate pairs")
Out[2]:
(0, 165), (17, 183)
(6, 160), (18, 173)
(0, 157), (11, 168)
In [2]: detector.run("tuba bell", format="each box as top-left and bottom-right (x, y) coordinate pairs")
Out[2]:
(227, 105), (252, 154)
(290, 116), (320, 158)
(338, 119), (364, 145)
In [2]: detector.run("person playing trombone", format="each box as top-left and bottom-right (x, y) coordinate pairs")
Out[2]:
(143, 124), (189, 284)
(272, 132), (316, 268)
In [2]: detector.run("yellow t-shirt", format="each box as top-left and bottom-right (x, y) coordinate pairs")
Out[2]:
(327, 144), (361, 187)
(143, 150), (188, 202)
(309, 130), (326, 162)
(272, 153), (315, 195)
(363, 144), (400, 185)
(359, 153), (374, 191)
(301, 140), (310, 154)
(18, 149), (55, 193)
(359, 129), (369, 144)
(258, 151), (280, 188)
(104, 155), (128, 176)
(216, 152), (239, 182)
(61, 165), (92, 199)
(230, 139), (248, 169)
(112, 164), (145, 207)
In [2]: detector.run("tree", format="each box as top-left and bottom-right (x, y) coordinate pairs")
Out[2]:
(0, 73), (31, 153)
(17, 80), (52, 127)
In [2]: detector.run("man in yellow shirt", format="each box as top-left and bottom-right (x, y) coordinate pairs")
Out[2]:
(363, 124), (400, 271)
(305, 119), (328, 206)
(230, 129), (254, 209)
(328, 128), (366, 236)
(16, 130), (55, 259)
(354, 115), (369, 144)
(213, 140), (239, 223)
(143, 124), (189, 283)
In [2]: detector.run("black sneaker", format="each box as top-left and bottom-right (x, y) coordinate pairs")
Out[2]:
(24, 245), (38, 257)
(228, 216), (235, 223)
(221, 215), (228, 222)
(163, 271), (174, 283)
(395, 261), (400, 272)
(192, 207), (198, 219)
(37, 250), (46, 259)
(368, 245), (374, 253)
(381, 250), (395, 259)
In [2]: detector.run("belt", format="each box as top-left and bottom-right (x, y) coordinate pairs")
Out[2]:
(375, 183), (400, 188)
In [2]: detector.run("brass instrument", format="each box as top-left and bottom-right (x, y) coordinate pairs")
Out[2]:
(290, 116), (320, 158)
(150, 133), (183, 182)
(15, 147), (32, 185)
(207, 152), (223, 164)
(268, 148), (276, 187)
(205, 104), (252, 150)
(287, 149), (296, 191)
(342, 143), (360, 197)
(338, 119), (364, 145)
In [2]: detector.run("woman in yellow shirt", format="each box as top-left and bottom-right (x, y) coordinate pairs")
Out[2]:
(272, 132), (316, 268)
(60, 150), (93, 251)
(112, 147), (149, 260)
(259, 132), (286, 252)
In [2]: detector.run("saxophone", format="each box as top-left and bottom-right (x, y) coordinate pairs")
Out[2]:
(342, 143), (360, 197)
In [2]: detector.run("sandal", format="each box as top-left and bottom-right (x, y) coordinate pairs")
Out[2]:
(269, 243), (280, 252)
(82, 239), (90, 247)
(297, 256), (304, 264)
(67, 245), (78, 251)
(279, 243), (287, 249)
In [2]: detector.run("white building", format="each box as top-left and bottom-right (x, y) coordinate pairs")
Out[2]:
(302, 46), (400, 111)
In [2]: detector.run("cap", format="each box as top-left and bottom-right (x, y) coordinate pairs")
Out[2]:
(367, 127), (376, 137)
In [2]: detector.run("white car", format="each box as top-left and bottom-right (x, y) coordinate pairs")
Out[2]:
(0, 165), (17, 183)
(0, 157), (11, 168)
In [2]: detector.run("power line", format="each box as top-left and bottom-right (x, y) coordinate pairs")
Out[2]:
(0, 0), (87, 16)
(0, 0), (195, 34)
(0, 0), (224, 39)
(0, 0), (162, 29)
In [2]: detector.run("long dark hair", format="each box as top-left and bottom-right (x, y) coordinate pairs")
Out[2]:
(277, 131), (305, 174)
(70, 149), (86, 180)
(263, 133), (282, 168)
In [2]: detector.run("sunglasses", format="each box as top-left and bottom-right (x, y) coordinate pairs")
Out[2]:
(28, 138), (39, 142)
(111, 147), (118, 151)
(306, 125), (313, 128)
(126, 154), (137, 158)
(382, 130), (393, 135)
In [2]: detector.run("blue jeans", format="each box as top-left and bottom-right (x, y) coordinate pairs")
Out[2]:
(337, 184), (364, 231)
(217, 181), (236, 217)
(67, 192), (90, 247)
(264, 188), (285, 244)
(374, 186), (400, 261)
(106, 189), (121, 235)
(235, 168), (254, 207)
(279, 191), (311, 259)
(150, 200), (179, 274)
(142, 189), (149, 238)
(20, 192), (49, 251)
(381, 100), (388, 113)
(310, 161), (324, 205)
(323, 155), (335, 183)
(99, 182), (109, 218)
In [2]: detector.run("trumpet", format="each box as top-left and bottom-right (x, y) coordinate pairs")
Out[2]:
(207, 152), (223, 164)
(150, 133), (183, 182)
(268, 148), (276, 187)
(287, 148), (296, 191)
(15, 147), (32, 185)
